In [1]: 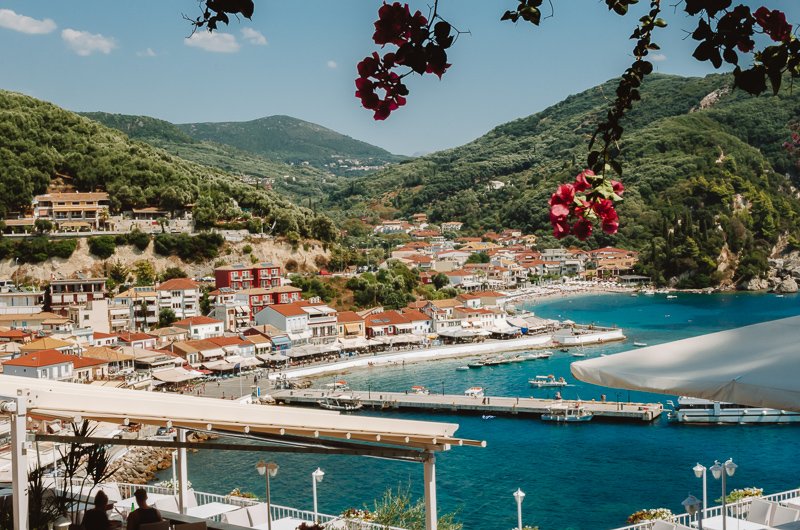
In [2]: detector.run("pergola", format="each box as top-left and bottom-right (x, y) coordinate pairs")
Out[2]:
(0, 374), (484, 530)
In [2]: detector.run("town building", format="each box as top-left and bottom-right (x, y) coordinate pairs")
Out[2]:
(47, 277), (107, 316)
(336, 311), (365, 338)
(32, 191), (111, 231)
(115, 286), (159, 331)
(0, 289), (46, 315)
(2, 350), (75, 381)
(254, 301), (337, 345)
(173, 316), (224, 340)
(209, 302), (251, 333)
(232, 286), (302, 316)
(156, 278), (201, 320)
(214, 263), (282, 290)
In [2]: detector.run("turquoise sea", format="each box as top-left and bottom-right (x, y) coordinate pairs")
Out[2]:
(162, 292), (800, 530)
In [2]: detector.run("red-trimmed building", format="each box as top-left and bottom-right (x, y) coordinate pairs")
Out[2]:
(214, 263), (282, 290)
(232, 286), (302, 316)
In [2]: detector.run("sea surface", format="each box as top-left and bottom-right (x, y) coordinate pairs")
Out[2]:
(161, 292), (800, 530)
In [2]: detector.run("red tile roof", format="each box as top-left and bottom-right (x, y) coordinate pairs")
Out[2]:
(365, 311), (410, 327)
(115, 332), (153, 343)
(337, 311), (364, 323)
(0, 330), (30, 339)
(157, 278), (200, 291)
(93, 332), (116, 339)
(3, 349), (73, 367)
(173, 316), (223, 327)
(72, 356), (107, 368)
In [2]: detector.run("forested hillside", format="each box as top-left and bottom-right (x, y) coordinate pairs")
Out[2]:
(82, 111), (346, 204)
(177, 115), (405, 173)
(0, 91), (336, 241)
(329, 73), (800, 287)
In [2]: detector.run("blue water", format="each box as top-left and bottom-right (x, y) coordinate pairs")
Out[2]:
(164, 292), (800, 530)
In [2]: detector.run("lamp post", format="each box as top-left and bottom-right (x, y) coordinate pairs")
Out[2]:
(312, 467), (325, 523)
(513, 488), (525, 530)
(683, 494), (703, 530)
(693, 463), (708, 517)
(256, 460), (279, 530)
(710, 459), (737, 530)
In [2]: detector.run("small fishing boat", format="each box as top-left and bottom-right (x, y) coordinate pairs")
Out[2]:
(529, 375), (568, 388)
(633, 341), (647, 347)
(559, 348), (569, 353)
(776, 294), (785, 298)
(481, 415), (496, 420)
(318, 393), (362, 412)
(541, 406), (593, 423)
(509, 355), (526, 363)
(570, 352), (587, 358)
(456, 366), (470, 371)
(464, 386), (485, 398)
(537, 351), (554, 359)
(484, 356), (511, 366)
(324, 380), (349, 391)
(411, 385), (430, 395)
(467, 361), (485, 368)
(666, 295), (678, 299)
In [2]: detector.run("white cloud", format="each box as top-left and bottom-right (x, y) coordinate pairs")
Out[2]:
(137, 48), (157, 57)
(185, 32), (240, 53)
(61, 28), (116, 56)
(0, 9), (56, 34)
(241, 27), (267, 46)
(326, 60), (338, 69)
(650, 53), (667, 62)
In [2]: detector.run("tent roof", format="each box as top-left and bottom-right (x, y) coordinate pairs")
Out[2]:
(571, 316), (800, 412)
(1, 374), (481, 451)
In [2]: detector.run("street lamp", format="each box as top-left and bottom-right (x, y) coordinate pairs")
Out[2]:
(312, 467), (325, 523)
(682, 494), (703, 530)
(710, 459), (737, 530)
(693, 463), (708, 517)
(513, 488), (526, 530)
(256, 460), (279, 530)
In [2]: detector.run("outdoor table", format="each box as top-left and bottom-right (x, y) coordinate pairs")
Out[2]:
(185, 502), (239, 519)
(113, 493), (169, 516)
(771, 522), (800, 530)
(784, 498), (800, 510)
(694, 515), (769, 530)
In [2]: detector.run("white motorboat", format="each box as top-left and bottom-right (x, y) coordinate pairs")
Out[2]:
(318, 393), (363, 412)
(529, 375), (568, 388)
(633, 341), (647, 347)
(456, 366), (470, 371)
(666, 295), (678, 299)
(667, 397), (800, 424)
(541, 406), (593, 422)
(570, 352), (587, 358)
(411, 385), (430, 395)
(464, 386), (485, 398)
(324, 380), (350, 391)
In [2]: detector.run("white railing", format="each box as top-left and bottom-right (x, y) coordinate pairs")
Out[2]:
(611, 488), (800, 530)
(115, 482), (405, 530)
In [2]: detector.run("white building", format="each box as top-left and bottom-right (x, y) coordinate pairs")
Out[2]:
(0, 289), (46, 315)
(173, 316), (224, 340)
(156, 278), (201, 320)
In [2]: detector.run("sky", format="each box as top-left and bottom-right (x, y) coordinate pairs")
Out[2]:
(1, 0), (799, 156)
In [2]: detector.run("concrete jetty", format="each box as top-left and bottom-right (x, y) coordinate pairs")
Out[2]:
(271, 389), (663, 423)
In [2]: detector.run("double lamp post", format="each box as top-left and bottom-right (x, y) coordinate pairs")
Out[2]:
(256, 461), (325, 530)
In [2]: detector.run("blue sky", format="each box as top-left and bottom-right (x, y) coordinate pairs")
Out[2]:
(1, 1), (799, 156)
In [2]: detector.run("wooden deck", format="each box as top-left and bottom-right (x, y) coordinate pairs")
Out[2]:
(271, 389), (663, 422)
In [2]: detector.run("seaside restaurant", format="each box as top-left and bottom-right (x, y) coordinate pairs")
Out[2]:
(0, 374), (483, 530)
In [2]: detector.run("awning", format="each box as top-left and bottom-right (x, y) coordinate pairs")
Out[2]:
(257, 353), (288, 363)
(1, 373), (484, 450)
(270, 336), (291, 346)
(287, 345), (319, 358)
(238, 357), (262, 368)
(318, 343), (341, 354)
(203, 360), (236, 371)
(344, 323), (362, 334)
(225, 355), (245, 364)
(199, 348), (226, 359)
(152, 368), (202, 384)
(288, 330), (312, 342)
(571, 316), (800, 412)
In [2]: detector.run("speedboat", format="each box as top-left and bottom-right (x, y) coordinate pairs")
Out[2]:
(411, 385), (430, 395)
(318, 393), (362, 412)
(541, 406), (593, 422)
(633, 342), (647, 347)
(464, 386), (485, 398)
(570, 352), (587, 358)
(667, 397), (800, 424)
(324, 380), (349, 391)
(529, 375), (568, 388)
(456, 366), (470, 371)
(484, 356), (511, 366)
(467, 361), (485, 368)
(666, 295), (678, 299)
(509, 355), (525, 363)
(537, 351), (554, 359)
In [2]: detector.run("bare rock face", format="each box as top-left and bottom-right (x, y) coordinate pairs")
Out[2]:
(743, 278), (769, 291)
(776, 277), (799, 293)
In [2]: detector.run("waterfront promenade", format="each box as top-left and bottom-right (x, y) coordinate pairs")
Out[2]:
(271, 388), (663, 422)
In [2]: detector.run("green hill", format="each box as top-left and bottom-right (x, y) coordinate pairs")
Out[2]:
(81, 111), (347, 203)
(330, 73), (800, 287)
(177, 115), (406, 173)
(0, 91), (336, 241)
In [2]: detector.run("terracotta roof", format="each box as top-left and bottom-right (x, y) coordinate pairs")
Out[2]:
(82, 346), (133, 362)
(35, 192), (109, 201)
(115, 332), (153, 343)
(20, 337), (73, 352)
(157, 278), (200, 291)
(0, 330), (30, 339)
(337, 311), (363, 323)
(398, 309), (430, 322)
(365, 311), (410, 327)
(72, 356), (107, 368)
(205, 336), (248, 347)
(147, 327), (188, 338)
(264, 301), (315, 317)
(92, 332), (116, 340)
(3, 349), (73, 367)
(173, 316), (223, 327)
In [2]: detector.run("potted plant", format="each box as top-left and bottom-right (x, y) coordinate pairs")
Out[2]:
(626, 507), (674, 525)
(717, 487), (763, 518)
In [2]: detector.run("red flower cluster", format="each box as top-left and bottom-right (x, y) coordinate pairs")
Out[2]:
(548, 170), (624, 240)
(356, 2), (454, 120)
(754, 7), (792, 42)
(356, 52), (409, 120)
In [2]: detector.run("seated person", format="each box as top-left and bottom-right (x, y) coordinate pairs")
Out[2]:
(126, 489), (163, 530)
(82, 490), (120, 530)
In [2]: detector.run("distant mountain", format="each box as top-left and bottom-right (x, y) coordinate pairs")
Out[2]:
(176, 115), (406, 173)
(329, 73), (800, 288)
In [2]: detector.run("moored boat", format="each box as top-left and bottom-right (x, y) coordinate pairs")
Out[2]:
(667, 396), (800, 424)
(318, 393), (363, 412)
(456, 366), (470, 371)
(541, 406), (593, 422)
(324, 380), (349, 391)
(411, 385), (430, 395)
(570, 352), (587, 358)
(529, 375), (568, 388)
(464, 386), (484, 397)
(633, 341), (647, 347)
(467, 361), (485, 368)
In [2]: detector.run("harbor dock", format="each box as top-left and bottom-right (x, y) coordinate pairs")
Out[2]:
(270, 389), (663, 422)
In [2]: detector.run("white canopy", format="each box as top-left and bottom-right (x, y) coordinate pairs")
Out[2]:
(152, 367), (202, 384)
(0, 374), (480, 450)
(571, 316), (800, 412)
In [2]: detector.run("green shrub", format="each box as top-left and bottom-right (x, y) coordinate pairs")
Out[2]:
(88, 236), (116, 259)
(242, 244), (253, 254)
(127, 229), (151, 251)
